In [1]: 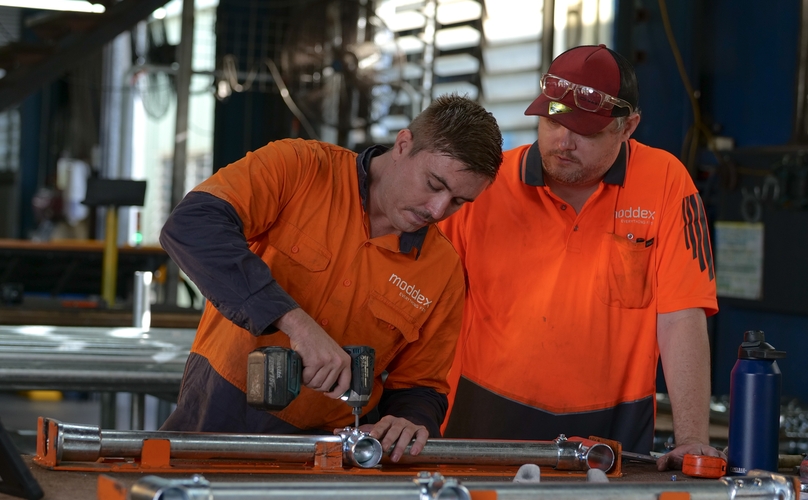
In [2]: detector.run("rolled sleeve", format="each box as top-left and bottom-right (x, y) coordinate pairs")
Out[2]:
(160, 191), (299, 336)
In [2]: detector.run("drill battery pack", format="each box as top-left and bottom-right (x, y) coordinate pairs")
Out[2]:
(246, 346), (302, 410)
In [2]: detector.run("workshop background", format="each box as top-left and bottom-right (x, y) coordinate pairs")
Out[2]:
(0, 0), (806, 455)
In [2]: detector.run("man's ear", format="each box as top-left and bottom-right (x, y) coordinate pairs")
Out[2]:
(392, 128), (414, 160)
(620, 113), (641, 140)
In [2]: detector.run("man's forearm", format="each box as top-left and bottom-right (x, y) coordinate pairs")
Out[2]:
(657, 308), (711, 445)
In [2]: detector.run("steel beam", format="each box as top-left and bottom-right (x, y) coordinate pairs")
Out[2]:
(0, 0), (170, 111)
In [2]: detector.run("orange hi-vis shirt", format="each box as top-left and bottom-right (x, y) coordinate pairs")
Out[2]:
(439, 139), (717, 448)
(189, 139), (465, 431)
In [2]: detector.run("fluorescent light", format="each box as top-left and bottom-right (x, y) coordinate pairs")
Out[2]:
(0, 0), (106, 13)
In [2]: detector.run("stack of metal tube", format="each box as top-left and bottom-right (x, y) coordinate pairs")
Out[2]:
(0, 325), (194, 394)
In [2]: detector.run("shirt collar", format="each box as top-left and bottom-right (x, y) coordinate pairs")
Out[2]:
(519, 140), (628, 187)
(356, 145), (428, 258)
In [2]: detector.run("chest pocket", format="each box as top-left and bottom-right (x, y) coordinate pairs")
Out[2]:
(596, 233), (655, 309)
(268, 220), (331, 296)
(345, 292), (421, 370)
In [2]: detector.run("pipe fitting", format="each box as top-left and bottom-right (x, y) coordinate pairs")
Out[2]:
(336, 427), (383, 468)
(554, 435), (615, 471)
(45, 418), (101, 463)
(414, 472), (471, 500)
(129, 475), (208, 500)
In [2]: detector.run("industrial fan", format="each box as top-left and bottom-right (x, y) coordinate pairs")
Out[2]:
(274, 0), (415, 148)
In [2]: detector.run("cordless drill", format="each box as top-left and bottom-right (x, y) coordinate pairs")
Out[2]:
(246, 345), (375, 428)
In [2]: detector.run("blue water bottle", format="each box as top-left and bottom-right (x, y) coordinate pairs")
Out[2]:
(727, 330), (785, 475)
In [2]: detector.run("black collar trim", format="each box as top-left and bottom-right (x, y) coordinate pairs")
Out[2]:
(519, 141), (629, 187)
(356, 145), (427, 258)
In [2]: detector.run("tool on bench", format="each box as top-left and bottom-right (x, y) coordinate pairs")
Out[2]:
(682, 454), (727, 479)
(623, 450), (728, 479)
(246, 345), (375, 428)
(621, 451), (658, 464)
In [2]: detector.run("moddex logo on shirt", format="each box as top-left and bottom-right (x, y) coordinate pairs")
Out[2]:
(389, 273), (432, 310)
(615, 206), (656, 223)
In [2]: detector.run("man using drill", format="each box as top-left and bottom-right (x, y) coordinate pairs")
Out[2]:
(159, 94), (503, 463)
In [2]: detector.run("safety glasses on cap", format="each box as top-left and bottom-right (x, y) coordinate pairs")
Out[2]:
(541, 74), (634, 114)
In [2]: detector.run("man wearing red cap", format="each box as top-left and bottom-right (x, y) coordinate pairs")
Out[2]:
(438, 45), (724, 470)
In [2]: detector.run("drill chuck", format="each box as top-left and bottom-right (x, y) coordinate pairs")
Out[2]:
(340, 345), (375, 409)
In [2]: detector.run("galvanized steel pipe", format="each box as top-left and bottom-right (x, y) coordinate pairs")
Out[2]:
(465, 469), (800, 499)
(126, 471), (799, 500)
(43, 418), (613, 472)
(42, 418), (383, 468)
(385, 434), (615, 471)
(0, 325), (193, 394)
(129, 472), (471, 500)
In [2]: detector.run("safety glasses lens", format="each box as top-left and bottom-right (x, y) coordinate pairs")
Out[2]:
(543, 76), (569, 99)
(541, 74), (631, 114)
(574, 86), (604, 111)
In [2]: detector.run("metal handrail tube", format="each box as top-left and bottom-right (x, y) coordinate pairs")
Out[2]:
(126, 471), (799, 500)
(45, 419), (612, 471)
(465, 470), (799, 499)
(43, 419), (383, 468)
(383, 435), (615, 471)
(129, 471), (799, 500)
(0, 326), (194, 393)
(129, 474), (471, 500)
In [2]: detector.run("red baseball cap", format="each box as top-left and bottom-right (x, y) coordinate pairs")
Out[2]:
(525, 44), (638, 136)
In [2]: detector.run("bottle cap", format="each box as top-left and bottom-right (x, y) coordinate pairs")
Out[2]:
(738, 330), (786, 360)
